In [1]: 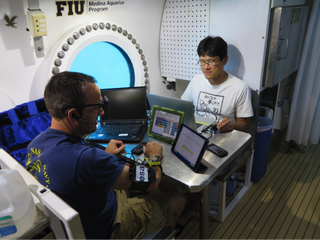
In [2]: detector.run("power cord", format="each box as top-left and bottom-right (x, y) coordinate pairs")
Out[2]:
(115, 152), (145, 165)
(115, 153), (136, 164)
(201, 123), (218, 140)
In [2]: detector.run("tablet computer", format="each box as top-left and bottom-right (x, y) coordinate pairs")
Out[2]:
(171, 123), (209, 172)
(148, 105), (184, 144)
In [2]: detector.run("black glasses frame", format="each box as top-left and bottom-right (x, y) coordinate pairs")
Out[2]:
(64, 95), (110, 116)
(75, 95), (110, 109)
(197, 58), (221, 66)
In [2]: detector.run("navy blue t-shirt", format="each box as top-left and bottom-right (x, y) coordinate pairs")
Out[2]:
(26, 128), (125, 239)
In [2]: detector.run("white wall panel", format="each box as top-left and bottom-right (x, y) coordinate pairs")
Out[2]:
(209, 0), (271, 92)
(160, 0), (209, 81)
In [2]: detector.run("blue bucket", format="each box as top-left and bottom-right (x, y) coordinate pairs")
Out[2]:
(251, 116), (274, 182)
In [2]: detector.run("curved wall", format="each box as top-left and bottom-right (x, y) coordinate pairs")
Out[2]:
(0, 0), (169, 109)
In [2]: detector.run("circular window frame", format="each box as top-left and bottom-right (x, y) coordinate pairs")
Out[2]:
(30, 21), (149, 99)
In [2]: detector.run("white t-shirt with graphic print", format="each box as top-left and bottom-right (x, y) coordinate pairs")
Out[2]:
(181, 72), (253, 123)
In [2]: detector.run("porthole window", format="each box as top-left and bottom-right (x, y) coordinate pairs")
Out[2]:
(70, 41), (134, 89)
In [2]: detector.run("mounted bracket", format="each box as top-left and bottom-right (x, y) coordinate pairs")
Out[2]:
(27, 0), (47, 58)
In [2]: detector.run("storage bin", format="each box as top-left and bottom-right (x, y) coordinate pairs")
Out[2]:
(251, 116), (274, 182)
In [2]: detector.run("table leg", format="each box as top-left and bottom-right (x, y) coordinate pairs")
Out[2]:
(200, 185), (209, 239)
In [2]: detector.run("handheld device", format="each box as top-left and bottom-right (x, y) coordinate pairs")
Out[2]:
(207, 143), (228, 157)
(211, 124), (218, 132)
(131, 142), (148, 155)
(202, 123), (218, 133)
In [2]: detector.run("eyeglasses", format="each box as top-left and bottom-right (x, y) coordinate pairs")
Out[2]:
(78, 95), (110, 109)
(65, 95), (110, 113)
(197, 58), (220, 66)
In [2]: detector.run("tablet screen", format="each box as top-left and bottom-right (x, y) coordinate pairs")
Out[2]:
(148, 105), (185, 144)
(171, 123), (209, 172)
(150, 109), (181, 140)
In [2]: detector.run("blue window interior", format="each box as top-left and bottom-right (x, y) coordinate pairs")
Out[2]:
(70, 41), (135, 89)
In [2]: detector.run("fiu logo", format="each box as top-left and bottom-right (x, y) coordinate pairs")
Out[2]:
(56, 1), (85, 16)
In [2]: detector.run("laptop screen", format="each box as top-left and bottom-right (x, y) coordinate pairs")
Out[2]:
(100, 87), (147, 122)
(147, 93), (197, 130)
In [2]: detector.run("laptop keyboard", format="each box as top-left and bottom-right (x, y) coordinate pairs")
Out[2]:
(98, 124), (141, 134)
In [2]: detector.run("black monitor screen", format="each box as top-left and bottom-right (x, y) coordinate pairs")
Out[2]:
(100, 87), (147, 121)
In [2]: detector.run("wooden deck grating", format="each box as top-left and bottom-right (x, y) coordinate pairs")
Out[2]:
(177, 142), (320, 239)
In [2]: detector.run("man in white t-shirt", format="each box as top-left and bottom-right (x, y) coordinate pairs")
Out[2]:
(181, 36), (253, 133)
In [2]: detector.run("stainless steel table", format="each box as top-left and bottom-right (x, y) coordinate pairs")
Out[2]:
(140, 129), (252, 238)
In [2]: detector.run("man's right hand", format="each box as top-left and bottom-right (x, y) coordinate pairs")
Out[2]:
(143, 141), (163, 159)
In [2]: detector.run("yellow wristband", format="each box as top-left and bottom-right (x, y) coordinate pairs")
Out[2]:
(145, 157), (161, 167)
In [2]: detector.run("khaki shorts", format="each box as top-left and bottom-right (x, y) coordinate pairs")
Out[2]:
(111, 190), (173, 239)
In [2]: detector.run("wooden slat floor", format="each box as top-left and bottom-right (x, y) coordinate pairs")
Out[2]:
(177, 142), (320, 239)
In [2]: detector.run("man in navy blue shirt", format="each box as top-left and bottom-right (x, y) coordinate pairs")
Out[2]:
(26, 71), (186, 239)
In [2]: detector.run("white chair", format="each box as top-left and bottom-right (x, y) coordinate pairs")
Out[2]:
(0, 148), (85, 239)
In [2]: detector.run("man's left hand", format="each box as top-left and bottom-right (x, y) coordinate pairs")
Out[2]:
(217, 117), (250, 133)
(216, 118), (234, 133)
